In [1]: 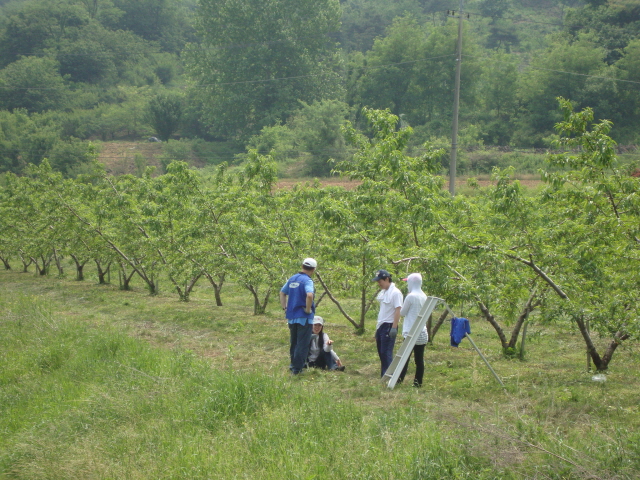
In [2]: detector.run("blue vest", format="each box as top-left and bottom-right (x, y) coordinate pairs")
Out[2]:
(284, 273), (315, 321)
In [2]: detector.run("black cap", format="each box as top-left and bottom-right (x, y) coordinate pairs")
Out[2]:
(372, 269), (391, 281)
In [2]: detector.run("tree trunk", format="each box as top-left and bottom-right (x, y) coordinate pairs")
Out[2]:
(246, 284), (270, 315)
(32, 253), (52, 276)
(315, 272), (364, 332)
(573, 315), (628, 371)
(19, 251), (32, 272)
(171, 272), (202, 302)
(204, 272), (225, 306)
(477, 301), (509, 349)
(428, 310), (449, 343)
(70, 254), (87, 281)
(95, 260), (111, 284)
(599, 331), (629, 370)
(118, 263), (136, 291)
(0, 255), (11, 270)
(507, 290), (541, 349)
(315, 291), (327, 307)
(53, 248), (64, 277)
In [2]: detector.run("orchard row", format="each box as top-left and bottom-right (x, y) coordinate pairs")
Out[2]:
(1, 106), (638, 371)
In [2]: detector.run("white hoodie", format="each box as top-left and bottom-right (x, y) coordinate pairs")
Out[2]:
(400, 273), (429, 345)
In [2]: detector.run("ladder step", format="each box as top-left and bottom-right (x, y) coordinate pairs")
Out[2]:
(383, 296), (446, 390)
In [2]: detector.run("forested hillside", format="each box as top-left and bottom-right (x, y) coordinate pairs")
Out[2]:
(1, 0), (640, 177)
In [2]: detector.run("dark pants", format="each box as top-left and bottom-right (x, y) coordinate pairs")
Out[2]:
(307, 350), (336, 370)
(289, 322), (312, 374)
(375, 322), (396, 377)
(399, 343), (425, 387)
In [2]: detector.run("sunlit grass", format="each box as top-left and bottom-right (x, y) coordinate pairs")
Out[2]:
(1, 267), (639, 478)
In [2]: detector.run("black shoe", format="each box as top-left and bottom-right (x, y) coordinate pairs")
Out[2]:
(336, 366), (345, 372)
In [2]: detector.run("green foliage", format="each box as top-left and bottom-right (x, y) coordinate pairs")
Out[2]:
(0, 56), (68, 113)
(47, 138), (97, 176)
(158, 138), (192, 172)
(147, 91), (183, 142)
(107, 0), (196, 53)
(539, 98), (640, 368)
(186, 0), (343, 140)
(515, 34), (609, 146)
(0, 0), (89, 68)
(339, 0), (436, 52)
(246, 99), (351, 176)
(351, 15), (482, 137)
(564, 0), (640, 64)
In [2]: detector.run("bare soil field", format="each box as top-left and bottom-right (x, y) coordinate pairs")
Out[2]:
(97, 141), (207, 175)
(98, 141), (164, 175)
(276, 175), (543, 191)
(98, 141), (544, 190)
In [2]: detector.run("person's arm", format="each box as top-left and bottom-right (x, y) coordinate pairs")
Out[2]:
(331, 350), (341, 366)
(392, 306), (401, 329)
(400, 297), (411, 317)
(279, 291), (287, 311)
(323, 333), (333, 352)
(305, 291), (313, 314)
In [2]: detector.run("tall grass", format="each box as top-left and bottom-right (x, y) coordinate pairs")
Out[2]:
(0, 293), (489, 479)
(1, 274), (639, 479)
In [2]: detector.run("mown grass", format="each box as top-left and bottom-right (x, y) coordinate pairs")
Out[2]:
(1, 267), (639, 479)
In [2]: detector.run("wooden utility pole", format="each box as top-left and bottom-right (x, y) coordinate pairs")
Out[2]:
(449, 0), (465, 196)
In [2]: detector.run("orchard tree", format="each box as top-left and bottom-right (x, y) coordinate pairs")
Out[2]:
(432, 170), (556, 354)
(229, 150), (290, 314)
(315, 186), (392, 332)
(317, 107), (447, 332)
(540, 98), (640, 371)
(4, 161), (68, 276)
(61, 171), (165, 294)
(147, 161), (205, 301)
(0, 186), (14, 270)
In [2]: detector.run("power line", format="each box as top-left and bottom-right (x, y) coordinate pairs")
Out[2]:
(464, 10), (565, 27)
(462, 53), (640, 86)
(0, 54), (457, 90)
(195, 54), (455, 88)
(2, 49), (640, 92)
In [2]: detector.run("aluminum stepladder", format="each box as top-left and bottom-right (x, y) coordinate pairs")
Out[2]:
(382, 296), (506, 390)
(382, 296), (445, 389)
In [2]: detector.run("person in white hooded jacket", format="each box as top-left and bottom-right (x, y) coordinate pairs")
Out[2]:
(398, 273), (428, 387)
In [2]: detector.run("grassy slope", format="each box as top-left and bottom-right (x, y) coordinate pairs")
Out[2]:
(1, 267), (639, 479)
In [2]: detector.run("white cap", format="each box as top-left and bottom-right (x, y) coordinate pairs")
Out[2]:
(313, 316), (324, 325)
(302, 258), (317, 269)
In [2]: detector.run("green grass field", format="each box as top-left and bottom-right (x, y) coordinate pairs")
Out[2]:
(1, 267), (639, 479)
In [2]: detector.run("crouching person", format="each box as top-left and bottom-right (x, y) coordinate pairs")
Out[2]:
(307, 316), (345, 371)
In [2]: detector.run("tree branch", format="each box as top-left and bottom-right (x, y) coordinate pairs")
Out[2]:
(315, 272), (359, 329)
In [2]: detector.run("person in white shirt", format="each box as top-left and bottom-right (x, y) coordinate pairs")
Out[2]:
(307, 316), (345, 371)
(373, 269), (403, 377)
(398, 273), (428, 387)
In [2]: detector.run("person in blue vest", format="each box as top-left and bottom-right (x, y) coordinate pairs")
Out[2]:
(279, 258), (317, 375)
